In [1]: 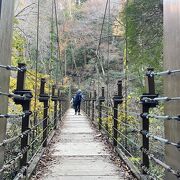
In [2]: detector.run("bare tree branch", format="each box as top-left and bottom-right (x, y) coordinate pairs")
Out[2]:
(15, 3), (36, 17)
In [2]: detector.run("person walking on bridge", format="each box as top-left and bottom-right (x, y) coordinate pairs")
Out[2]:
(73, 89), (83, 115)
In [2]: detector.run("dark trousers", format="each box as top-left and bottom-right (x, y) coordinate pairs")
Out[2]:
(74, 102), (81, 114)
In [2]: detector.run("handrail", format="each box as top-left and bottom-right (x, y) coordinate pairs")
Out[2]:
(0, 63), (69, 179)
(83, 68), (180, 179)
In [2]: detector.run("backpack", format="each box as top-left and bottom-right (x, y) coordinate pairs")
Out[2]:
(74, 93), (82, 104)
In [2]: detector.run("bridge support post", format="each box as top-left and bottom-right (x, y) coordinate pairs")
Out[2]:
(92, 90), (97, 121)
(0, 1), (15, 178)
(105, 108), (109, 134)
(84, 100), (86, 114)
(164, 2), (180, 179)
(86, 100), (88, 115)
(51, 85), (58, 130)
(88, 92), (91, 118)
(113, 81), (123, 146)
(39, 78), (49, 147)
(140, 68), (158, 174)
(58, 89), (62, 121)
(13, 63), (32, 174)
(58, 91), (66, 119)
(98, 87), (105, 130)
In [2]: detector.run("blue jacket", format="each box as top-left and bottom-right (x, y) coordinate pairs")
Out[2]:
(73, 92), (83, 104)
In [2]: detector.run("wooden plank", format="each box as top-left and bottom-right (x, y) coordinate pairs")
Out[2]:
(37, 109), (125, 179)
(0, 0), (14, 178)
(164, 1), (180, 179)
(0, 0), (2, 18)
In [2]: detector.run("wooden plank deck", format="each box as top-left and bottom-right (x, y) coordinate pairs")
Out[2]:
(33, 109), (127, 180)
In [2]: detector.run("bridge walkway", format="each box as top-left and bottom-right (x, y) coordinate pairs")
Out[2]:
(34, 109), (127, 180)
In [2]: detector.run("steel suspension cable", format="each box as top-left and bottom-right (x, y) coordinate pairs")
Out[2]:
(48, 0), (54, 118)
(93, 0), (109, 97)
(124, 0), (129, 149)
(106, 0), (111, 130)
(54, 0), (61, 85)
(96, 0), (109, 55)
(0, 65), (25, 71)
(107, 0), (110, 88)
(34, 0), (40, 119)
(95, 0), (109, 80)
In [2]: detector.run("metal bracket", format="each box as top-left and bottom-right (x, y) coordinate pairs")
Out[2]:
(13, 90), (33, 104)
(140, 94), (159, 108)
(58, 97), (66, 102)
(51, 95), (58, 101)
(39, 94), (49, 102)
(113, 95), (123, 104)
(85, 98), (91, 101)
(98, 96), (105, 103)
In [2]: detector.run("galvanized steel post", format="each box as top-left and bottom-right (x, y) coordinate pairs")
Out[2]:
(58, 89), (62, 121)
(92, 90), (97, 121)
(99, 87), (105, 130)
(13, 63), (32, 173)
(113, 80), (123, 146)
(140, 68), (158, 174)
(51, 85), (58, 129)
(39, 78), (49, 147)
(88, 92), (91, 117)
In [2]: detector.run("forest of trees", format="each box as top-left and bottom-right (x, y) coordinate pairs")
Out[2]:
(12, 0), (163, 95)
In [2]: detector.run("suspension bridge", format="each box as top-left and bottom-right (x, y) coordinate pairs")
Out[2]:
(0, 64), (180, 180)
(0, 0), (180, 180)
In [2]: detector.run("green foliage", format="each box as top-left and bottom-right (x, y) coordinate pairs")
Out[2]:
(65, 43), (96, 69)
(81, 0), (88, 3)
(123, 0), (163, 73)
(12, 32), (26, 65)
(129, 156), (141, 164)
(75, 47), (95, 67)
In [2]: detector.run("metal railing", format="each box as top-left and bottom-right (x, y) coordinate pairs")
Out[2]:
(0, 63), (69, 179)
(83, 68), (180, 179)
